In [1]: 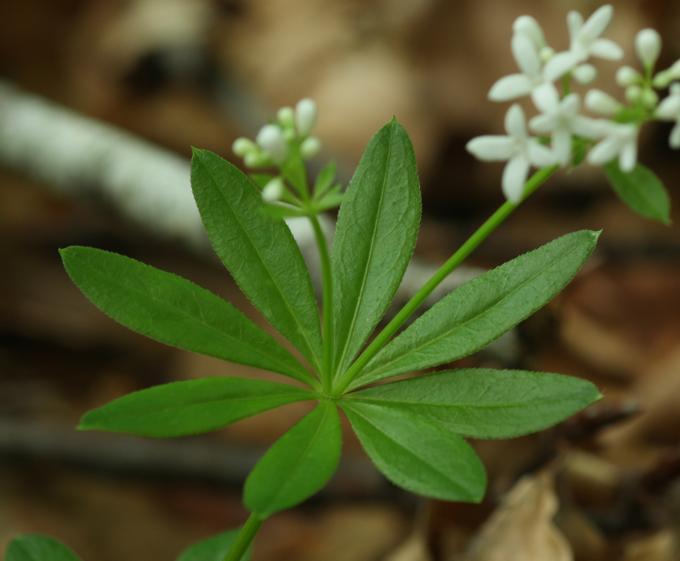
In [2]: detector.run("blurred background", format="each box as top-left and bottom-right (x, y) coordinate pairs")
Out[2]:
(1, 0), (679, 559)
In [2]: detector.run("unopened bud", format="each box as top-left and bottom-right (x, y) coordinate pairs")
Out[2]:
(641, 88), (659, 109)
(256, 124), (288, 162)
(232, 137), (256, 157)
(277, 107), (295, 129)
(573, 64), (597, 85)
(295, 98), (317, 136)
(262, 177), (285, 202)
(635, 28), (662, 69)
(300, 137), (322, 159)
(244, 150), (270, 168)
(616, 66), (641, 87)
(626, 85), (642, 104)
(585, 89), (622, 116)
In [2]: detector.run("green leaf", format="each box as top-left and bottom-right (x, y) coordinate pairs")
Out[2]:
(191, 149), (322, 368)
(61, 247), (314, 385)
(332, 119), (421, 372)
(244, 401), (342, 517)
(313, 161), (337, 198)
(353, 230), (599, 389)
(79, 377), (314, 438)
(177, 530), (250, 561)
(342, 400), (486, 502)
(6, 535), (82, 561)
(348, 368), (601, 439)
(605, 162), (671, 224)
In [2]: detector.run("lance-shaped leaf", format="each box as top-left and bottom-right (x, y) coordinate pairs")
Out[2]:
(6, 535), (82, 561)
(605, 162), (671, 225)
(177, 530), (250, 561)
(244, 401), (341, 518)
(191, 149), (322, 368)
(332, 119), (421, 372)
(79, 377), (314, 438)
(352, 230), (599, 388)
(342, 400), (486, 502)
(348, 369), (601, 439)
(61, 247), (314, 386)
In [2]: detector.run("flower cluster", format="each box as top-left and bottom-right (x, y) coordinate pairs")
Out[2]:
(232, 98), (322, 203)
(467, 5), (680, 202)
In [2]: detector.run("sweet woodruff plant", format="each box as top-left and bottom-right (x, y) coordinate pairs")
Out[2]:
(7, 5), (676, 561)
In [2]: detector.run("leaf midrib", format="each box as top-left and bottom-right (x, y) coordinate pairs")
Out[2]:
(360, 239), (585, 381)
(335, 124), (396, 371)
(200, 157), (322, 369)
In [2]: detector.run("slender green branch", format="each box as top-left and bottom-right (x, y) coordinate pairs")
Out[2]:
(223, 513), (263, 561)
(333, 165), (559, 394)
(309, 214), (334, 391)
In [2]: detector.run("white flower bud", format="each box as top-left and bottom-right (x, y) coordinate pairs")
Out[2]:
(626, 85), (642, 104)
(232, 137), (257, 157)
(295, 98), (317, 136)
(277, 107), (295, 129)
(244, 150), (270, 168)
(585, 89), (622, 116)
(262, 177), (285, 202)
(513, 15), (545, 47)
(616, 66), (641, 87)
(641, 88), (659, 109)
(655, 60), (680, 88)
(256, 124), (288, 162)
(300, 136), (322, 159)
(635, 28), (662, 69)
(573, 64), (597, 84)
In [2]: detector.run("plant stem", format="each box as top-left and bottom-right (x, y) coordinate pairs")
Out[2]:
(309, 214), (334, 391)
(223, 513), (263, 561)
(333, 165), (558, 394)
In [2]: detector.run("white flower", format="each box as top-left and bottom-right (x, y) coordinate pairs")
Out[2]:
(545, 5), (623, 79)
(530, 84), (604, 166)
(295, 98), (317, 137)
(488, 33), (550, 102)
(635, 29), (661, 69)
(467, 104), (556, 202)
(256, 124), (288, 163)
(656, 83), (680, 148)
(585, 89), (622, 116)
(588, 122), (639, 171)
(262, 177), (285, 202)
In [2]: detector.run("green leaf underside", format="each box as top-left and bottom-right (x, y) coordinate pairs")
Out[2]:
(191, 149), (322, 368)
(6, 535), (82, 561)
(342, 401), (486, 502)
(605, 162), (671, 225)
(349, 369), (601, 439)
(80, 377), (314, 438)
(352, 230), (599, 389)
(177, 530), (250, 561)
(60, 247), (312, 385)
(244, 401), (342, 518)
(332, 119), (421, 373)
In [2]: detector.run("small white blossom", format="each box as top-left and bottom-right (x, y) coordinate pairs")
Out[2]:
(300, 136), (322, 159)
(277, 106), (295, 129)
(295, 98), (317, 137)
(488, 33), (550, 102)
(262, 177), (285, 202)
(656, 83), (680, 148)
(530, 84), (604, 166)
(573, 64), (597, 84)
(616, 66), (641, 87)
(232, 137), (257, 158)
(256, 124), (288, 163)
(588, 122), (639, 171)
(467, 104), (556, 202)
(635, 29), (661, 69)
(545, 5), (623, 80)
(585, 89), (622, 116)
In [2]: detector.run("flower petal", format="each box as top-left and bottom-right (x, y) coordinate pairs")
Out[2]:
(505, 104), (527, 139)
(552, 129), (572, 166)
(567, 11), (584, 42)
(531, 83), (560, 113)
(670, 123), (680, 149)
(502, 156), (531, 203)
(513, 16), (546, 48)
(581, 5), (613, 41)
(619, 140), (638, 172)
(544, 51), (579, 81)
(528, 140), (558, 167)
(588, 136), (620, 166)
(571, 116), (608, 139)
(590, 38), (624, 60)
(512, 33), (541, 77)
(488, 74), (533, 101)
(466, 136), (516, 161)
(529, 114), (556, 134)
(656, 94), (680, 120)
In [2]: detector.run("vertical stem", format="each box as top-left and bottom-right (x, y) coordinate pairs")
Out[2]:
(333, 165), (558, 394)
(309, 214), (334, 391)
(222, 513), (263, 561)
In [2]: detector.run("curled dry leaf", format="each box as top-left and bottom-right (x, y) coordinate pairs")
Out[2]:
(465, 471), (572, 561)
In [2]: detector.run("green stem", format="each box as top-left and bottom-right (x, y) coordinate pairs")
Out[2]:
(333, 165), (558, 394)
(223, 513), (263, 561)
(309, 214), (334, 391)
